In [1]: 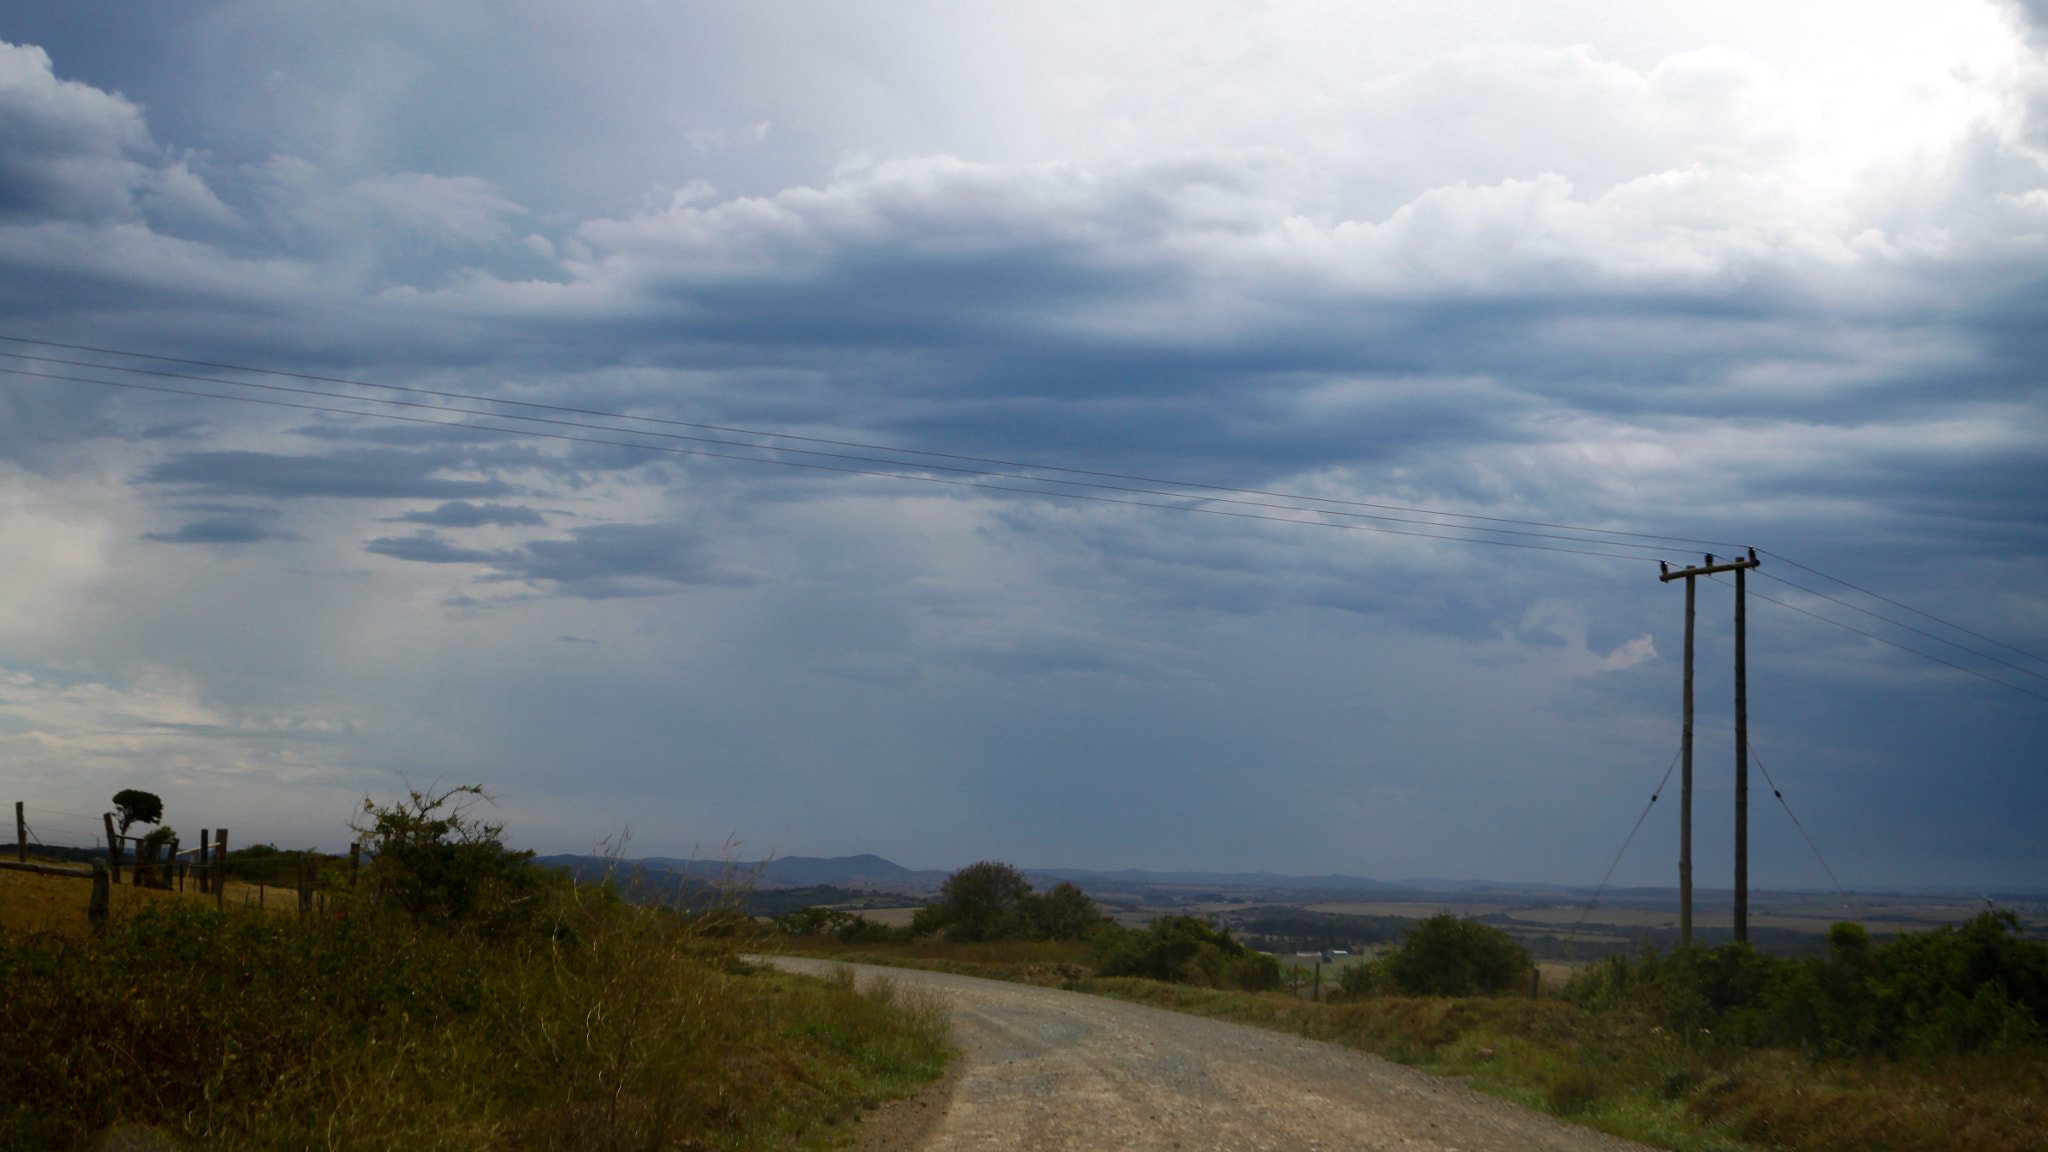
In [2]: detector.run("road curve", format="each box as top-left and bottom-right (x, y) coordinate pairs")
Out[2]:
(766, 958), (1651, 1152)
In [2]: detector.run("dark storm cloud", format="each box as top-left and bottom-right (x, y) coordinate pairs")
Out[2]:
(362, 531), (499, 564)
(366, 521), (747, 599)
(141, 449), (515, 500)
(387, 500), (545, 528)
(142, 516), (295, 545)
(502, 523), (748, 598)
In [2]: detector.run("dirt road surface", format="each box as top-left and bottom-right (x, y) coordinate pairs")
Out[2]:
(766, 958), (1651, 1152)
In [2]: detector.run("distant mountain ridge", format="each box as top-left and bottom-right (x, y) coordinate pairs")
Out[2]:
(533, 853), (1432, 894)
(1028, 866), (1403, 892)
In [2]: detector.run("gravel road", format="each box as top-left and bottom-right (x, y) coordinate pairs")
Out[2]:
(766, 958), (1652, 1152)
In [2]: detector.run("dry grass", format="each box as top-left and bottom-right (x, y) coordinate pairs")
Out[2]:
(1, 882), (953, 1151)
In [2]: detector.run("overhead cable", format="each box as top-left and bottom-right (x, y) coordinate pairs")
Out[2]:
(0, 335), (1746, 551)
(4, 366), (1666, 562)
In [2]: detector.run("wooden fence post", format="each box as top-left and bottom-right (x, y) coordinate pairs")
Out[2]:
(14, 801), (23, 863)
(169, 837), (181, 891)
(89, 860), (109, 927)
(213, 829), (228, 912)
(102, 813), (121, 883)
(198, 829), (210, 894)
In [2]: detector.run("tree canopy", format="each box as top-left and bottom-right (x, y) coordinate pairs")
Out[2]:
(909, 862), (1109, 943)
(110, 790), (162, 835)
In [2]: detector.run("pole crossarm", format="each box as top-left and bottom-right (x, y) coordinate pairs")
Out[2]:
(1660, 552), (1761, 582)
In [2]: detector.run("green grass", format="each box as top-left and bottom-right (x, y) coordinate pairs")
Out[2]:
(1, 890), (952, 1151)
(1080, 979), (2048, 1152)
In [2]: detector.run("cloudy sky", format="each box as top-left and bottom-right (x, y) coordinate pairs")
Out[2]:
(1, 0), (2044, 891)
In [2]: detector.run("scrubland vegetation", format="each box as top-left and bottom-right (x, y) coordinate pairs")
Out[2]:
(781, 863), (2048, 1152)
(0, 789), (950, 1151)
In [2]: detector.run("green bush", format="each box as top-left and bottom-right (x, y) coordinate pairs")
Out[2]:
(1566, 909), (2048, 1057)
(351, 784), (559, 934)
(1096, 915), (1282, 991)
(1362, 913), (1532, 997)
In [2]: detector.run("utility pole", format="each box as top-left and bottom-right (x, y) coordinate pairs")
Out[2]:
(1660, 549), (1760, 947)
(1734, 555), (1751, 945)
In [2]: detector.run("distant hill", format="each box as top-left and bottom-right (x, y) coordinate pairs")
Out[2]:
(1028, 867), (1404, 892)
(531, 854), (1421, 895)
(531, 852), (951, 891)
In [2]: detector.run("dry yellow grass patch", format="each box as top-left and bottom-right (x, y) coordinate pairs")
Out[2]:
(0, 864), (288, 937)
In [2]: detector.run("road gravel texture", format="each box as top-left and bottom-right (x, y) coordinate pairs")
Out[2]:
(767, 958), (1652, 1152)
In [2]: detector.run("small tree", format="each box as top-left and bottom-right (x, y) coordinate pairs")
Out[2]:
(1378, 913), (1532, 996)
(1026, 881), (1109, 941)
(349, 783), (550, 932)
(111, 790), (162, 835)
(912, 861), (1035, 942)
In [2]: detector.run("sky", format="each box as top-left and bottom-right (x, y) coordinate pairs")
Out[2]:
(0, 0), (2044, 891)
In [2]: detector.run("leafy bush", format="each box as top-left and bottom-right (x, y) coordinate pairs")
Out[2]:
(1352, 913), (1533, 997)
(350, 784), (558, 934)
(1096, 914), (1282, 991)
(1567, 910), (2048, 1056)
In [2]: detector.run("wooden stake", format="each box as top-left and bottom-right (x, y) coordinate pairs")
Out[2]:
(214, 829), (228, 912)
(89, 860), (109, 927)
(14, 801), (23, 863)
(103, 813), (121, 883)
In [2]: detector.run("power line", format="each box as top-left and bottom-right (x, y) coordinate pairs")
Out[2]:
(0, 354), (1685, 556)
(10, 366), (1666, 562)
(1704, 574), (2048, 704)
(6, 335), (2043, 687)
(1756, 569), (2048, 684)
(1758, 549), (2048, 669)
(0, 335), (1747, 552)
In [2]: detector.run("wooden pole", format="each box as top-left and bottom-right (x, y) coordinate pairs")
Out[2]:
(214, 830), (228, 912)
(199, 829), (211, 894)
(1659, 551), (1761, 950)
(170, 838), (181, 891)
(103, 813), (122, 883)
(1734, 559), (1749, 945)
(14, 801), (23, 862)
(1681, 566), (1697, 948)
(89, 860), (109, 927)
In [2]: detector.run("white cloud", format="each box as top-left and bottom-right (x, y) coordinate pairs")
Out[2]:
(0, 40), (153, 220)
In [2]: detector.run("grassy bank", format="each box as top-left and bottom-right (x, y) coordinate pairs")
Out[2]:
(2, 882), (951, 1150)
(787, 938), (2047, 1152)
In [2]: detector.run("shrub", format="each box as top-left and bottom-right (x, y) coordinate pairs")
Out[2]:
(349, 784), (557, 935)
(1566, 910), (2048, 1057)
(1369, 913), (1533, 997)
(1097, 915), (1282, 991)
